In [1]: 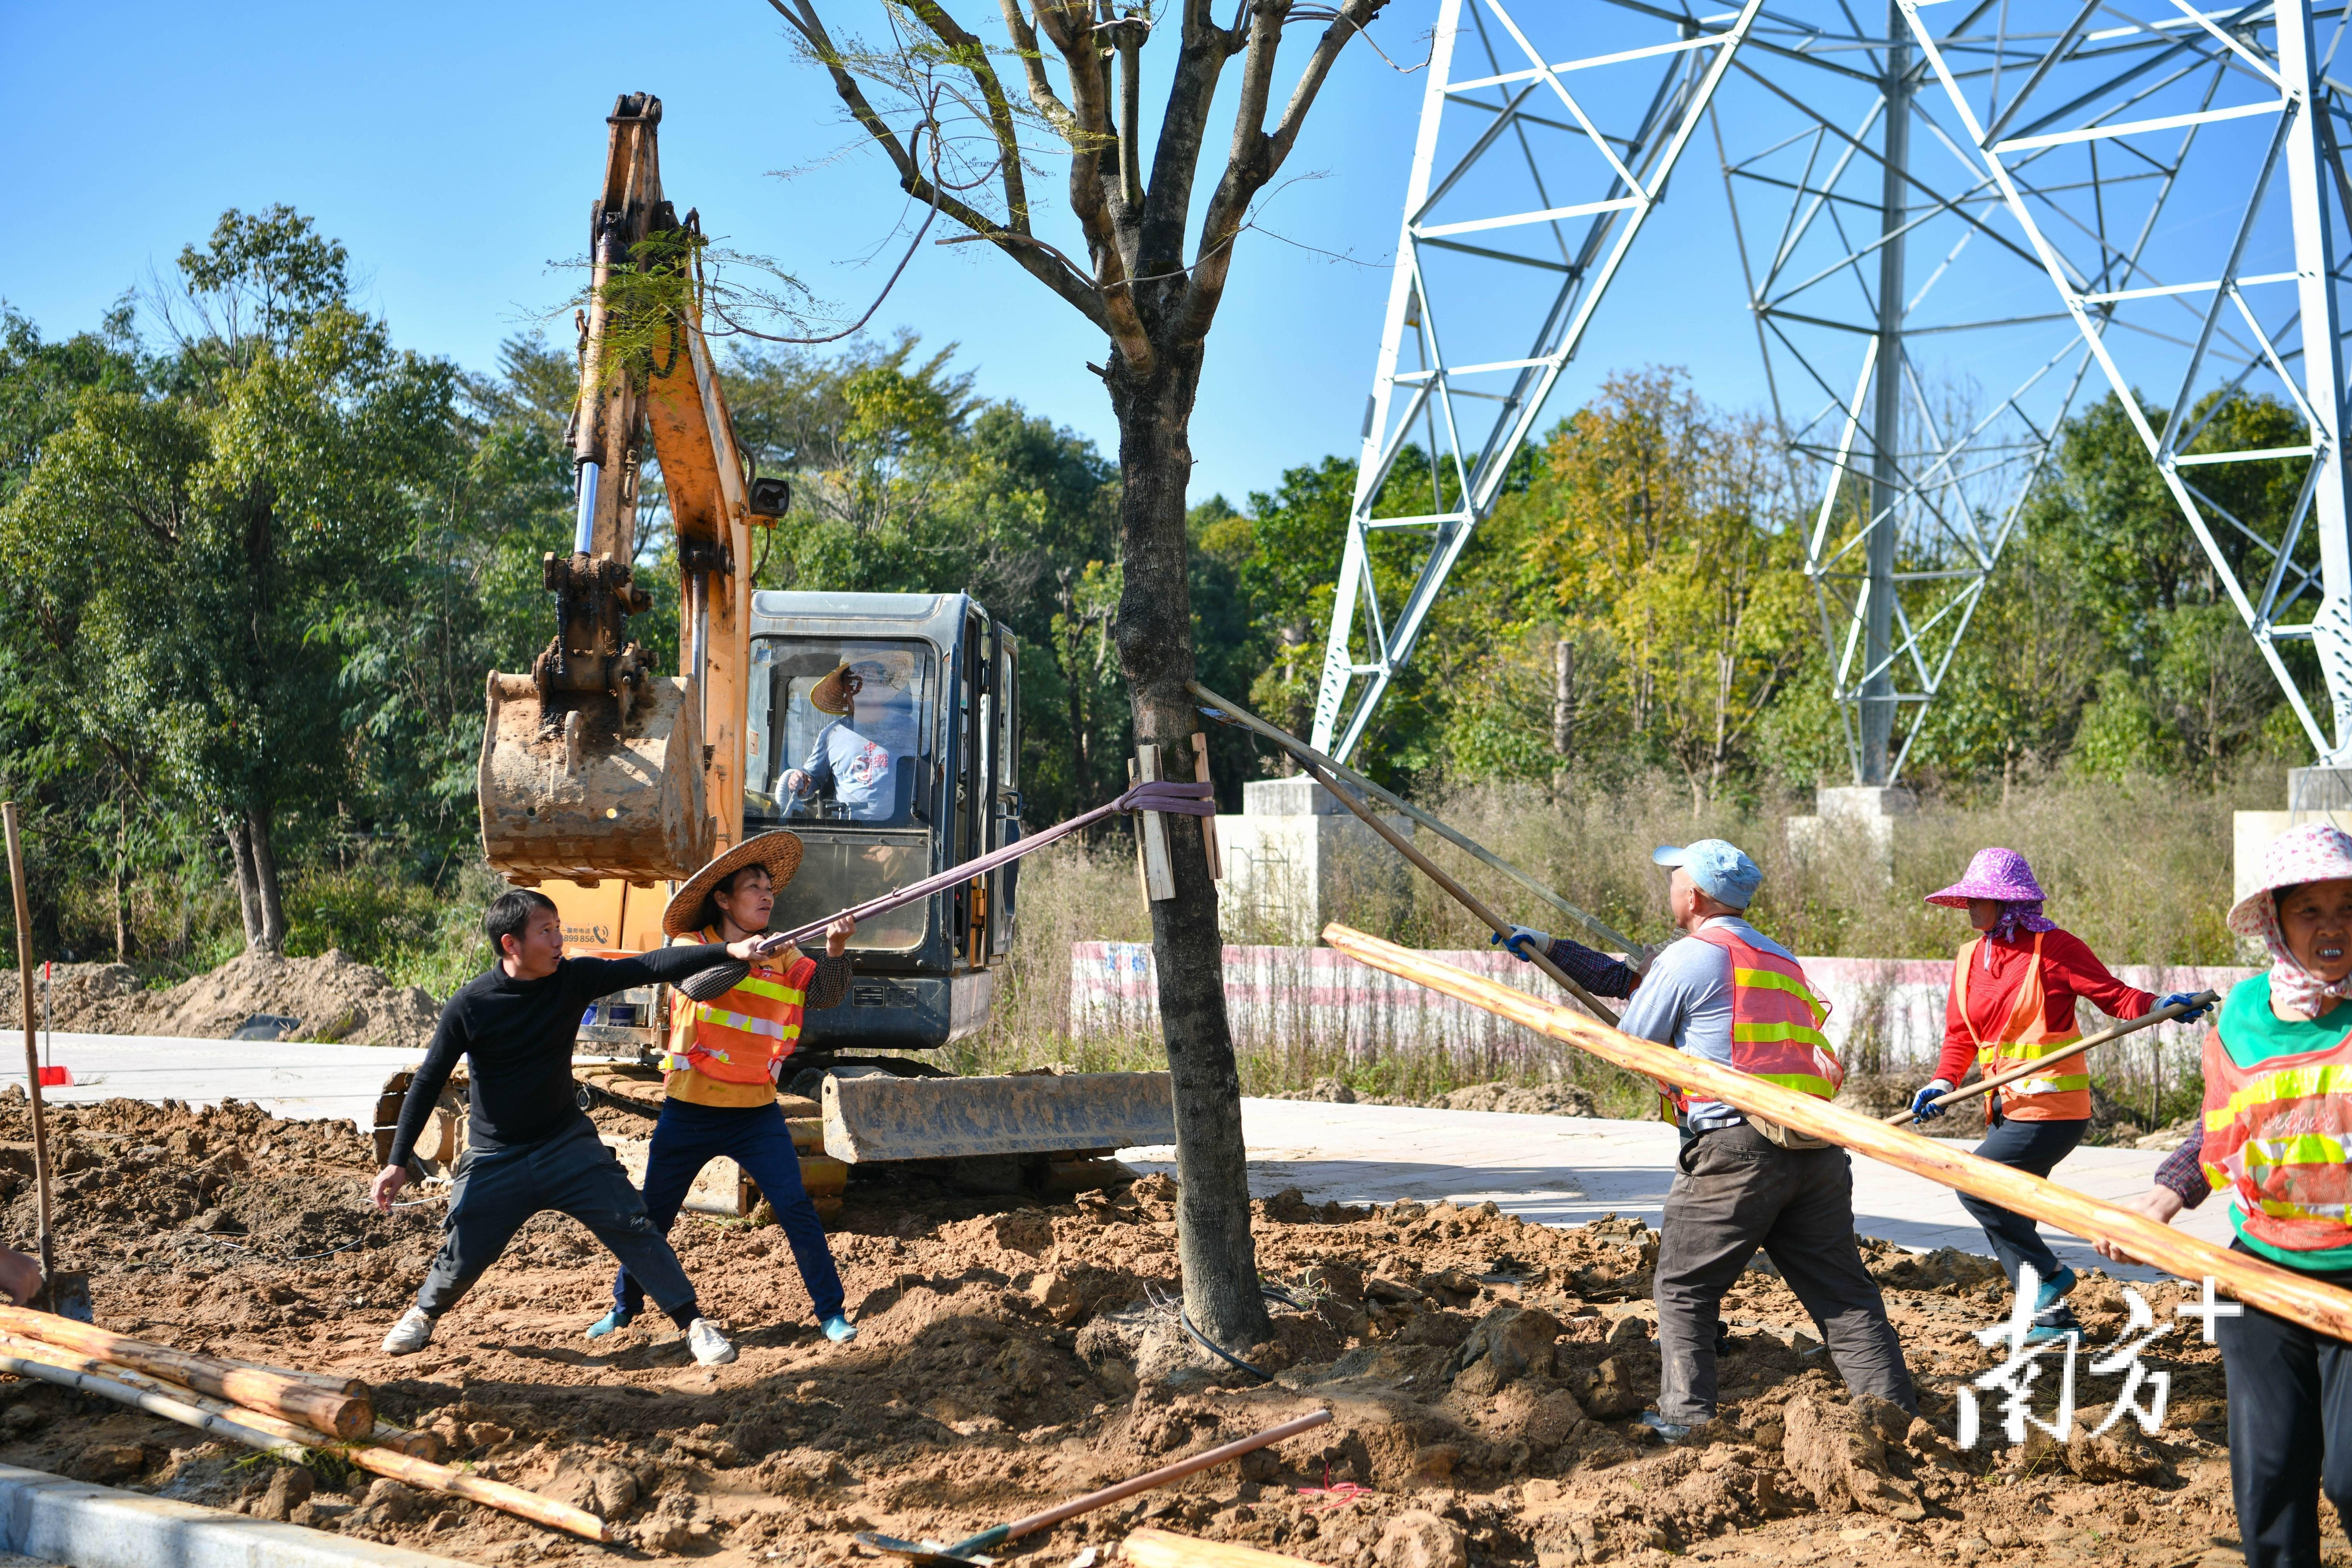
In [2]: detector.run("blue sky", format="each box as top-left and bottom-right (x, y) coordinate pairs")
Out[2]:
(4, 0), (1788, 508)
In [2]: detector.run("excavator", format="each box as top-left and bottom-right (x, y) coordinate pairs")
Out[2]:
(374, 94), (1171, 1209)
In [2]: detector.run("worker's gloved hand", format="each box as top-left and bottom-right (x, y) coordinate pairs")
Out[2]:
(1909, 1080), (1955, 1122)
(1489, 926), (1550, 963)
(2157, 991), (2214, 1024)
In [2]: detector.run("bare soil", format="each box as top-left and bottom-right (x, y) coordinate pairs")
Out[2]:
(0, 1089), (2288, 1568)
(0, 953), (439, 1051)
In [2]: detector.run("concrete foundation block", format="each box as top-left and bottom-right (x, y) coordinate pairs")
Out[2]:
(0, 1461), (473, 1568)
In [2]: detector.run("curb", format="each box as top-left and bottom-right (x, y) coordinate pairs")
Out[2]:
(0, 1462), (477, 1568)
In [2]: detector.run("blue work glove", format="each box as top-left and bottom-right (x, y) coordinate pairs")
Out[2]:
(2157, 991), (2214, 1024)
(1489, 925), (1550, 963)
(1909, 1080), (1955, 1122)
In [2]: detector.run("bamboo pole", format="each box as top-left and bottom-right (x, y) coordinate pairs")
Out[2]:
(1186, 681), (1653, 963)
(0, 1332), (604, 1540)
(0, 804), (58, 1302)
(0, 1306), (369, 1437)
(1886, 991), (2220, 1126)
(1320, 921), (2352, 1336)
(0, 1351), (311, 1461)
(1283, 757), (1622, 1027)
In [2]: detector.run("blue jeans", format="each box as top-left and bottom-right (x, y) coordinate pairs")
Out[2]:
(612, 1097), (846, 1323)
(1955, 1113), (2087, 1286)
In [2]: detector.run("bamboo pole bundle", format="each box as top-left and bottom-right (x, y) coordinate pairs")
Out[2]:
(0, 1350), (311, 1461)
(0, 1332), (606, 1541)
(0, 1307), (370, 1437)
(1321, 921), (2352, 1338)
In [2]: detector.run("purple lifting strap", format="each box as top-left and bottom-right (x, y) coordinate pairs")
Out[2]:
(753, 778), (1215, 955)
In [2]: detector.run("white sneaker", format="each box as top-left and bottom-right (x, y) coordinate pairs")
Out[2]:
(686, 1317), (737, 1366)
(381, 1306), (436, 1355)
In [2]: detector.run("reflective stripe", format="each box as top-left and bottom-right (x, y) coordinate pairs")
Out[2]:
(2246, 1132), (2352, 1169)
(730, 975), (807, 1006)
(2011, 1073), (2089, 1093)
(2206, 1063), (2352, 1131)
(2247, 1195), (2352, 1221)
(1732, 967), (1818, 1004)
(694, 1006), (791, 1040)
(1750, 1071), (1840, 1098)
(1733, 1021), (1834, 1050)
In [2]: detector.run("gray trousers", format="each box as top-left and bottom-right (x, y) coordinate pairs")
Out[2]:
(416, 1116), (702, 1330)
(1655, 1121), (1918, 1424)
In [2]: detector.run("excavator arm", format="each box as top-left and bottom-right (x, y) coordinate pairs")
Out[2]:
(478, 93), (780, 888)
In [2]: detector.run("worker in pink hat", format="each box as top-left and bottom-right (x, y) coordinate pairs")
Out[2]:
(2096, 821), (2352, 1568)
(1906, 847), (2210, 1343)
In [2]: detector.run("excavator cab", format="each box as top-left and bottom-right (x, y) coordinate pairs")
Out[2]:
(746, 592), (1019, 1055)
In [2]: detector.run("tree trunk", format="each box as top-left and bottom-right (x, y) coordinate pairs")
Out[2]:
(112, 811), (132, 964)
(245, 806), (288, 955)
(225, 818), (264, 950)
(1107, 352), (1270, 1354)
(1552, 638), (1573, 758)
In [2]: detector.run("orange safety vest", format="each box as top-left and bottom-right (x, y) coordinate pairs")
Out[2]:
(2200, 1015), (2352, 1253)
(663, 930), (817, 1086)
(1664, 927), (1844, 1114)
(1956, 932), (2090, 1123)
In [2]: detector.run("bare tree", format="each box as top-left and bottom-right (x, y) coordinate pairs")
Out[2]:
(762, 0), (1392, 1348)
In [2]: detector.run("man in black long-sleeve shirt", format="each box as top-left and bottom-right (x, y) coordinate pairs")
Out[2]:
(370, 889), (767, 1365)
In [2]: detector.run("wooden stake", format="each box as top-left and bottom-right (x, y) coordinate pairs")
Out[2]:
(0, 1306), (370, 1437)
(0, 804), (57, 1303)
(0, 1334), (597, 1539)
(0, 1350), (311, 1461)
(1190, 732), (1223, 882)
(1132, 746), (1176, 902)
(1321, 921), (2352, 1338)
(1886, 991), (2220, 1126)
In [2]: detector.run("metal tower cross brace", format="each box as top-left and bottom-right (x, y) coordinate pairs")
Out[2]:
(1314, 0), (2352, 777)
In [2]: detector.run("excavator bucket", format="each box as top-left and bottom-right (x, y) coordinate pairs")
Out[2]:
(477, 671), (711, 886)
(818, 1071), (1176, 1163)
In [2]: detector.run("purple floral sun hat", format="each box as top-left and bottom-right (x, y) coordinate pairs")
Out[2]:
(1926, 847), (2047, 909)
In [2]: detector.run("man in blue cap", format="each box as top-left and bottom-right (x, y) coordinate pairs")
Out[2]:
(1495, 840), (1916, 1440)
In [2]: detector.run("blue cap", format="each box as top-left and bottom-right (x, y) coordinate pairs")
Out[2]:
(1653, 840), (1762, 909)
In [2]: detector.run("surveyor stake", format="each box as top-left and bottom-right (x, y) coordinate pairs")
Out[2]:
(855, 1409), (1333, 1566)
(0, 804), (61, 1316)
(1187, 681), (1651, 962)
(1322, 922), (2352, 1337)
(1885, 990), (2222, 1127)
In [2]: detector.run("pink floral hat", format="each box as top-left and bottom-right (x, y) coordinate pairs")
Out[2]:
(1925, 848), (2047, 909)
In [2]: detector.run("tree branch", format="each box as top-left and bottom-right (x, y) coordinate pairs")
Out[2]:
(1178, 0), (1383, 345)
(768, 0), (1112, 332)
(995, 0), (1081, 141)
(904, 0), (1035, 233)
(1029, 0), (1156, 368)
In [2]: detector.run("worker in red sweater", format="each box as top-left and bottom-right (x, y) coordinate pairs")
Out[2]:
(1905, 848), (2210, 1341)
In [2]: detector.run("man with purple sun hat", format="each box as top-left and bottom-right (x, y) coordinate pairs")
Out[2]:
(1906, 846), (2211, 1343)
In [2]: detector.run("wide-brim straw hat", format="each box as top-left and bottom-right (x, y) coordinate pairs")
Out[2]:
(661, 831), (804, 938)
(1924, 847), (2046, 909)
(808, 662), (862, 716)
(2227, 822), (2352, 941)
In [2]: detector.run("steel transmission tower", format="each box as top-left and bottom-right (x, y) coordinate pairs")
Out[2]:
(1311, 0), (2352, 779)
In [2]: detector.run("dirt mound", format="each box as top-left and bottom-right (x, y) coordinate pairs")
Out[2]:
(0, 1094), (2240, 1567)
(0, 951), (438, 1050)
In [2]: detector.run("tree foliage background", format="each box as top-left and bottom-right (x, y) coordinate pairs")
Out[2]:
(0, 207), (2315, 976)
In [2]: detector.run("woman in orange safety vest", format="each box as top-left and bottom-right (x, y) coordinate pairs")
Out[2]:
(2101, 822), (2352, 1568)
(592, 831), (861, 1347)
(1906, 848), (2208, 1343)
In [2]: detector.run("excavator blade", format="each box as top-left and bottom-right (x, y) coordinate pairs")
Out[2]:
(819, 1071), (1177, 1163)
(478, 671), (711, 886)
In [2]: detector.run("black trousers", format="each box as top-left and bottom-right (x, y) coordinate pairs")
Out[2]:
(416, 1116), (702, 1330)
(1655, 1122), (1918, 1423)
(2220, 1245), (2352, 1568)
(1955, 1112), (2087, 1287)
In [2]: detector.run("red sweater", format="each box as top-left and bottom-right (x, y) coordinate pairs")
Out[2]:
(1933, 927), (2156, 1085)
